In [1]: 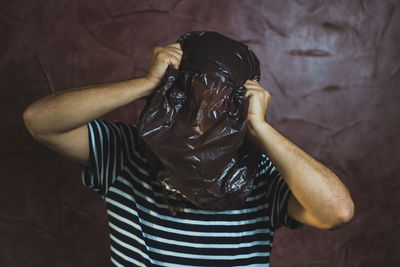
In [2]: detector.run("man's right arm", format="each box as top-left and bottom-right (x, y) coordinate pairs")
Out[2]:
(23, 43), (183, 167)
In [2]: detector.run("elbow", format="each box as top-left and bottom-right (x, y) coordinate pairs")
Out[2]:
(23, 107), (33, 123)
(23, 107), (37, 136)
(23, 107), (44, 138)
(327, 198), (355, 231)
(338, 195), (355, 225)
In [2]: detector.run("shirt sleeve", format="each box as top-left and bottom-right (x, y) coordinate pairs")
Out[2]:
(79, 119), (142, 199)
(258, 154), (304, 231)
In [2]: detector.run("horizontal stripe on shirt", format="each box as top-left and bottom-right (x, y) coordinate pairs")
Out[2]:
(80, 119), (303, 267)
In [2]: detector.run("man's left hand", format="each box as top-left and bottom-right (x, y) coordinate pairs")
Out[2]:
(244, 79), (271, 142)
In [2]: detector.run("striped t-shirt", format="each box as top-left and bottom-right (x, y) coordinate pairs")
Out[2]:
(80, 119), (303, 267)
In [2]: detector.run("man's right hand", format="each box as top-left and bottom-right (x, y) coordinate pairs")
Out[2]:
(145, 43), (183, 88)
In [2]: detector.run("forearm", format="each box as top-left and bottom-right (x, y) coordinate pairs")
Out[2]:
(251, 121), (353, 224)
(23, 77), (157, 136)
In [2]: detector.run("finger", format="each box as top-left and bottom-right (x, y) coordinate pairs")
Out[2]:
(167, 46), (183, 55)
(169, 42), (181, 49)
(245, 88), (255, 98)
(165, 47), (183, 57)
(168, 53), (182, 63)
(245, 82), (265, 92)
(167, 43), (182, 52)
(244, 80), (257, 88)
(166, 53), (182, 68)
(248, 81), (260, 87)
(164, 50), (181, 61)
(245, 85), (262, 91)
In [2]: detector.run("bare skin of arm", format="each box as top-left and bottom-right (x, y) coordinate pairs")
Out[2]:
(244, 80), (354, 230)
(23, 43), (183, 167)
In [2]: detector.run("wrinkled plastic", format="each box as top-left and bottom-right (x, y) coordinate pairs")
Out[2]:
(138, 31), (262, 211)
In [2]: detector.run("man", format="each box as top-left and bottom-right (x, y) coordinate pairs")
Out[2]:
(23, 42), (354, 266)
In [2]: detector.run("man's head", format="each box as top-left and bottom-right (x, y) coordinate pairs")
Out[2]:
(177, 31), (260, 86)
(138, 31), (262, 211)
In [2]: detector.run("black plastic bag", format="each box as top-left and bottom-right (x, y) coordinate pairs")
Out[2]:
(139, 31), (262, 211)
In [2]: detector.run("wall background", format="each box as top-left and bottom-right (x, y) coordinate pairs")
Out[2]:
(1, 0), (399, 266)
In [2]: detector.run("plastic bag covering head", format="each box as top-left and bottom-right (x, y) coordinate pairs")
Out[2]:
(139, 31), (262, 211)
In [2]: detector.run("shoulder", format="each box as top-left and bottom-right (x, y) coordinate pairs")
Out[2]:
(89, 119), (145, 153)
(89, 119), (139, 138)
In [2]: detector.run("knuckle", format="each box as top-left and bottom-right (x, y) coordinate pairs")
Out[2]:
(155, 54), (166, 63)
(160, 54), (169, 62)
(172, 42), (181, 48)
(263, 90), (271, 99)
(153, 47), (164, 56)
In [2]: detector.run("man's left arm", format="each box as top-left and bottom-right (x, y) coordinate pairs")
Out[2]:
(244, 80), (354, 230)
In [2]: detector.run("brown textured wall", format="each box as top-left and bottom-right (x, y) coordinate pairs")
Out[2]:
(1, 0), (399, 266)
